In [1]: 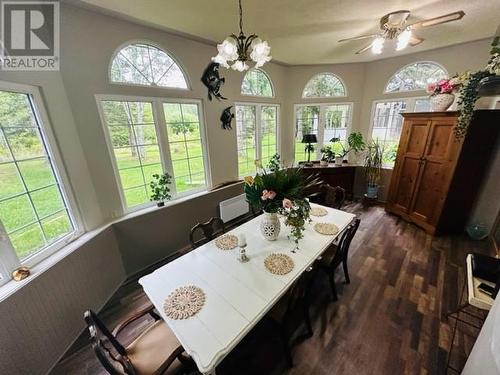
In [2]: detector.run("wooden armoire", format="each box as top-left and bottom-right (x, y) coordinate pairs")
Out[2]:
(386, 110), (500, 235)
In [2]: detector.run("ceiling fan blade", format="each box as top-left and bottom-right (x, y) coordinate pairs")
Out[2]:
(409, 35), (424, 46)
(409, 11), (465, 30)
(355, 43), (373, 54)
(338, 34), (378, 43)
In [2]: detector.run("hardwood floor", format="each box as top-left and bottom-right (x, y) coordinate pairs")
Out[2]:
(52, 203), (492, 375)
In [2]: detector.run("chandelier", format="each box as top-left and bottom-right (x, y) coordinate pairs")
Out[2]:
(212, 0), (272, 72)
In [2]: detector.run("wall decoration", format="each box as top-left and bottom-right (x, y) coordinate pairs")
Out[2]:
(201, 62), (227, 101)
(220, 106), (234, 129)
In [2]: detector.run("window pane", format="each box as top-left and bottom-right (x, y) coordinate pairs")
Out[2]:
(236, 105), (257, 176)
(385, 62), (447, 93)
(241, 69), (273, 97)
(101, 100), (163, 208)
(164, 102), (207, 193)
(323, 104), (351, 149)
(303, 73), (346, 98)
(370, 101), (407, 168)
(261, 106), (277, 165)
(41, 211), (72, 243)
(295, 105), (319, 163)
(0, 90), (75, 260)
(110, 43), (188, 89)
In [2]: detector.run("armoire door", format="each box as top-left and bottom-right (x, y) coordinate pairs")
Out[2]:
(408, 117), (462, 230)
(386, 118), (430, 215)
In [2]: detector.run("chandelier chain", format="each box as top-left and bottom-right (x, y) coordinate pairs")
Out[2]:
(238, 0), (243, 34)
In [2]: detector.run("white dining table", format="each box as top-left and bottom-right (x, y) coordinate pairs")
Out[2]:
(139, 203), (356, 374)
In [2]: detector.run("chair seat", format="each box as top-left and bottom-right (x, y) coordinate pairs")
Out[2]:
(126, 320), (182, 375)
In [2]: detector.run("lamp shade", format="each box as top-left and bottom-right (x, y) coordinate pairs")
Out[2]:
(302, 134), (318, 143)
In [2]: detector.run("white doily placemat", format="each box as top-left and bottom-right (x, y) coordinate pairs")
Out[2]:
(310, 207), (328, 217)
(163, 285), (205, 320)
(214, 234), (238, 250)
(264, 253), (295, 275)
(313, 222), (339, 235)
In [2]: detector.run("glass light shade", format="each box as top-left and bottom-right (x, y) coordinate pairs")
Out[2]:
(396, 29), (411, 51)
(211, 54), (230, 68)
(231, 60), (249, 72)
(372, 37), (384, 54)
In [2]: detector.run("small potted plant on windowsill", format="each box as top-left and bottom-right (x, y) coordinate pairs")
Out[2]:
(149, 172), (172, 207)
(319, 145), (335, 166)
(329, 132), (365, 166)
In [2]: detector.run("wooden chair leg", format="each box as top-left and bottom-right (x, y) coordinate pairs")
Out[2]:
(328, 272), (338, 301)
(279, 326), (293, 368)
(342, 260), (350, 284)
(303, 303), (313, 338)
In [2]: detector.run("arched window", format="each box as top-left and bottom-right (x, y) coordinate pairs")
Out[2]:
(302, 73), (346, 98)
(241, 68), (274, 97)
(385, 61), (447, 93)
(110, 42), (188, 89)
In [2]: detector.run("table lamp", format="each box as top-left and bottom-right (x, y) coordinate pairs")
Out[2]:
(302, 134), (317, 166)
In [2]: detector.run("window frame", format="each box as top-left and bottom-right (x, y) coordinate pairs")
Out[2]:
(0, 80), (83, 283)
(383, 61), (448, 94)
(302, 72), (348, 99)
(368, 96), (430, 169)
(234, 102), (280, 177)
(293, 102), (354, 163)
(240, 68), (275, 98)
(96, 94), (211, 213)
(108, 40), (192, 91)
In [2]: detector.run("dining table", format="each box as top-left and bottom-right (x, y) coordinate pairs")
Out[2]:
(139, 203), (356, 374)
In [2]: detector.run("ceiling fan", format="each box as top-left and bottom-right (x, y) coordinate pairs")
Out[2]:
(338, 10), (465, 55)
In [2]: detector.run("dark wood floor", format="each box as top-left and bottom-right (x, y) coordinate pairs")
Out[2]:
(52, 203), (492, 375)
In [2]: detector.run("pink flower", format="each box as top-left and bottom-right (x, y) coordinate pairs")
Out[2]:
(282, 198), (293, 209)
(437, 79), (448, 86)
(426, 83), (437, 94)
(261, 190), (277, 201)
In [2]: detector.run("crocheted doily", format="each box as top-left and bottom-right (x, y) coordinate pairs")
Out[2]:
(264, 253), (295, 275)
(313, 222), (339, 235)
(164, 285), (205, 320)
(215, 234), (238, 250)
(310, 207), (328, 217)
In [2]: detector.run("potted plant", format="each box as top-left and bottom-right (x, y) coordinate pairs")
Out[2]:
(426, 77), (461, 111)
(364, 140), (383, 199)
(320, 145), (335, 166)
(149, 172), (172, 207)
(244, 154), (320, 248)
(330, 132), (366, 165)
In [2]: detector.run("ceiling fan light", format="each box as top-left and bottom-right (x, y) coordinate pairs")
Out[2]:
(396, 29), (412, 51)
(372, 37), (384, 54)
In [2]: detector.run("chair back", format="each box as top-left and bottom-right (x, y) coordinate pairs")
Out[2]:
(282, 267), (318, 324)
(84, 310), (134, 375)
(322, 184), (346, 209)
(189, 217), (225, 249)
(330, 218), (360, 268)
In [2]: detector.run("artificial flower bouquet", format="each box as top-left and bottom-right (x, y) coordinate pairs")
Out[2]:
(244, 154), (321, 246)
(426, 76), (461, 96)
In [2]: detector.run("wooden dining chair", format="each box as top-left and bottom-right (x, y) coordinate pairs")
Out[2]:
(322, 184), (346, 209)
(266, 266), (317, 367)
(84, 305), (193, 375)
(318, 218), (360, 301)
(189, 217), (225, 249)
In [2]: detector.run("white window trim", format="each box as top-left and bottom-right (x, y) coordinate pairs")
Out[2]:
(383, 60), (449, 94)
(0, 81), (83, 284)
(293, 102), (354, 163)
(302, 72), (348, 99)
(235, 102), (280, 177)
(96, 94), (212, 214)
(108, 39), (192, 91)
(240, 68), (275, 99)
(368, 96), (430, 169)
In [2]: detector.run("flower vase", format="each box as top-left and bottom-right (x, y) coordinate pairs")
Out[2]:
(430, 93), (455, 112)
(260, 212), (281, 241)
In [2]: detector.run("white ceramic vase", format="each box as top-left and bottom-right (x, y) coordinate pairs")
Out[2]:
(430, 93), (455, 112)
(260, 212), (281, 241)
(334, 156), (343, 166)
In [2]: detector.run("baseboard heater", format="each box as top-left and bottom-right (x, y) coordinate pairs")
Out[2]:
(219, 194), (249, 223)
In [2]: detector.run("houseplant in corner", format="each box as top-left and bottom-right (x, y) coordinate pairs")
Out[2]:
(244, 154), (320, 246)
(364, 140), (383, 199)
(149, 172), (172, 207)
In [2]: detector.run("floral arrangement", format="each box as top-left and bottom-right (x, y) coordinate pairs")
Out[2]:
(244, 154), (321, 246)
(426, 77), (460, 96)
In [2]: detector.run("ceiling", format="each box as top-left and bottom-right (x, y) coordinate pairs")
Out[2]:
(74, 0), (500, 65)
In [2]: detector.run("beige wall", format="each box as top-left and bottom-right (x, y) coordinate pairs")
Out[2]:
(0, 3), (497, 375)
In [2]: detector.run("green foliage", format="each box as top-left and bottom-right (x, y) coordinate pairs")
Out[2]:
(364, 140), (384, 186)
(320, 145), (335, 161)
(284, 199), (311, 247)
(303, 73), (345, 97)
(149, 173), (172, 203)
(241, 69), (273, 97)
(267, 153), (281, 173)
(322, 132), (365, 160)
